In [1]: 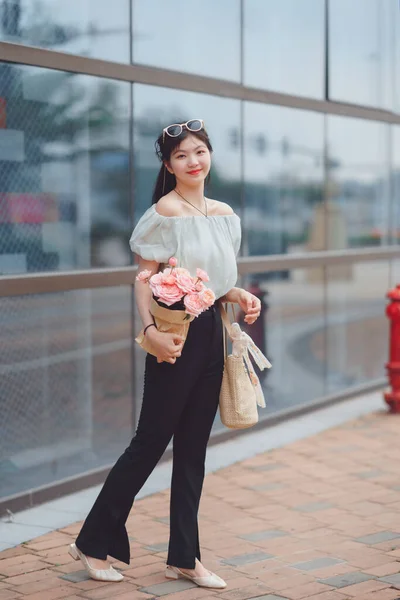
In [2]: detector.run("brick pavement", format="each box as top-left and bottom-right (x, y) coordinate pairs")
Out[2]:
(2, 410), (400, 600)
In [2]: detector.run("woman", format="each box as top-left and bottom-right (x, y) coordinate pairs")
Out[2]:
(68, 119), (261, 588)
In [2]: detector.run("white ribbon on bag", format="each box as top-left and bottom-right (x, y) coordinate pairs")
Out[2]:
(230, 322), (272, 408)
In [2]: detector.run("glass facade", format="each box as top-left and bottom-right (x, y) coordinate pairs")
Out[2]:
(0, 63), (131, 274)
(328, 0), (396, 110)
(244, 0), (325, 97)
(132, 0), (241, 81)
(244, 102), (324, 255)
(326, 116), (389, 249)
(1, 287), (133, 498)
(0, 1), (398, 503)
(0, 1), (130, 62)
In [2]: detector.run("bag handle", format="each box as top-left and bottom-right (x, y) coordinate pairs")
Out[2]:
(220, 302), (238, 359)
(220, 302), (236, 338)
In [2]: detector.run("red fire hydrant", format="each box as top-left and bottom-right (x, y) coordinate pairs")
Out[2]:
(384, 284), (400, 413)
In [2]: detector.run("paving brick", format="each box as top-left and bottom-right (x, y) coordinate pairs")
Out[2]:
(247, 596), (289, 600)
(12, 575), (71, 595)
(221, 553), (274, 567)
(279, 582), (332, 599)
(0, 589), (23, 600)
(21, 586), (75, 600)
(0, 553), (40, 569)
(380, 572), (400, 587)
(250, 464), (286, 472)
(356, 592), (400, 600)
(3, 411), (400, 600)
(291, 557), (343, 571)
(81, 582), (141, 599)
(60, 569), (90, 583)
(356, 531), (400, 545)
(130, 572), (167, 587)
(257, 572), (314, 591)
(5, 568), (54, 586)
(364, 562), (400, 577)
(144, 542), (169, 553)
(239, 531), (287, 542)
(293, 503), (334, 513)
(217, 583), (273, 600)
(95, 593), (152, 600)
(304, 594), (349, 600)
(247, 484), (286, 492)
(339, 579), (391, 596)
(140, 578), (196, 595)
(58, 597), (88, 600)
(318, 571), (373, 588)
(356, 469), (386, 479)
(0, 559), (52, 578)
(148, 589), (211, 600)
(123, 560), (166, 579)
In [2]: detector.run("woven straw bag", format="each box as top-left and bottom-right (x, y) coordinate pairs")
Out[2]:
(219, 303), (271, 429)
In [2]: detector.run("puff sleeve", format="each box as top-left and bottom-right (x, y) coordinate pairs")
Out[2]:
(129, 206), (177, 263)
(227, 215), (242, 257)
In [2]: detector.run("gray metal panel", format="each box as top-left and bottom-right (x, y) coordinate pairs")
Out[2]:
(1, 41), (400, 124)
(0, 247), (398, 297)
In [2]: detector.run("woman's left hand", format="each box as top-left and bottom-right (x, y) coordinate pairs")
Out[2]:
(237, 289), (261, 325)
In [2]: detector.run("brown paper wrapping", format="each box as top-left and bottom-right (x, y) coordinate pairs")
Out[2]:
(135, 296), (195, 358)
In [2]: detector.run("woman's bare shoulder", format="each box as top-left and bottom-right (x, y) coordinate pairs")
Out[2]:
(155, 193), (183, 217)
(207, 199), (234, 216)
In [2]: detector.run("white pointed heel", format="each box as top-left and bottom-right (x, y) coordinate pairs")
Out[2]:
(68, 543), (124, 582)
(69, 543), (80, 561)
(165, 565), (227, 589)
(165, 566), (179, 580)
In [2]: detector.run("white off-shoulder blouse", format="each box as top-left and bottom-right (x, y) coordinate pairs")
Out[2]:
(129, 204), (241, 300)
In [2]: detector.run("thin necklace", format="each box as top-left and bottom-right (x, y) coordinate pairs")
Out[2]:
(175, 188), (208, 218)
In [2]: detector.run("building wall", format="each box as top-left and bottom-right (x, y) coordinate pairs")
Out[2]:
(0, 0), (399, 501)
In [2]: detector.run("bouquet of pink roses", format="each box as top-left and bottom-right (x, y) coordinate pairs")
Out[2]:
(136, 257), (215, 317)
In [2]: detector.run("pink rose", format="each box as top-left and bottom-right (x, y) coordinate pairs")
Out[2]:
(195, 281), (205, 292)
(174, 267), (191, 276)
(184, 293), (204, 317)
(196, 268), (209, 282)
(149, 272), (162, 286)
(176, 272), (196, 294)
(168, 257), (178, 267)
(200, 288), (216, 308)
(136, 269), (152, 282)
(162, 274), (177, 285)
(153, 282), (183, 306)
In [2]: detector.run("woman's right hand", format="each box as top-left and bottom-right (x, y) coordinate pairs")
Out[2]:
(146, 328), (184, 364)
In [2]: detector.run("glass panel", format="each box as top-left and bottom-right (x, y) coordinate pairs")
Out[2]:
(329, 0), (396, 110)
(326, 261), (389, 395)
(392, 126), (400, 245)
(0, 0), (130, 62)
(244, 102), (324, 256)
(0, 287), (133, 499)
(395, 6), (400, 113)
(326, 116), (389, 250)
(213, 267), (326, 432)
(390, 259), (400, 287)
(244, 0), (324, 98)
(133, 84), (242, 220)
(132, 0), (241, 81)
(0, 64), (131, 274)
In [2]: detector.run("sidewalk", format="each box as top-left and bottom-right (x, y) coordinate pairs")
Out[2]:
(1, 407), (400, 600)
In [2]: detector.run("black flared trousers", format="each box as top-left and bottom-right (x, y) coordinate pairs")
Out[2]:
(75, 302), (224, 569)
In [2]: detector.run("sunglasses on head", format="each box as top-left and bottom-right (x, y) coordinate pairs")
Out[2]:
(162, 119), (204, 142)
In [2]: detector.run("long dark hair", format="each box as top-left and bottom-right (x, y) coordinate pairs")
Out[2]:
(152, 126), (213, 204)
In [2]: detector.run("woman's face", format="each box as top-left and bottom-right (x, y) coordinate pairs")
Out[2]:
(166, 134), (211, 187)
